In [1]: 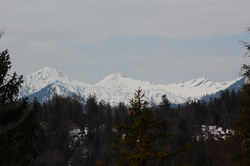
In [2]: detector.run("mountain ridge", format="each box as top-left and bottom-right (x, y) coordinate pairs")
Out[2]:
(19, 67), (245, 105)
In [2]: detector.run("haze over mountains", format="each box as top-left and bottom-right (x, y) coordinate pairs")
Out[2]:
(19, 67), (245, 105)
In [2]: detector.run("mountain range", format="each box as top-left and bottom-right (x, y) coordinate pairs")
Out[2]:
(19, 67), (245, 106)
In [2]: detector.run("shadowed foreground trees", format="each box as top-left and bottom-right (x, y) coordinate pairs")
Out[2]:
(0, 43), (39, 165)
(111, 88), (187, 166)
(27, 85), (242, 166)
(231, 29), (250, 166)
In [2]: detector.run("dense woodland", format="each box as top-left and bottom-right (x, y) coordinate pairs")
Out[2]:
(26, 88), (240, 166)
(1, 30), (250, 166)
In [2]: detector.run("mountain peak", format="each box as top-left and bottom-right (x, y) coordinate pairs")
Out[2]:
(195, 77), (207, 81)
(20, 66), (89, 98)
(24, 66), (71, 87)
(35, 66), (61, 76)
(39, 66), (58, 72)
(97, 72), (125, 84)
(104, 72), (124, 80)
(28, 67), (76, 83)
(192, 77), (209, 83)
(95, 72), (126, 87)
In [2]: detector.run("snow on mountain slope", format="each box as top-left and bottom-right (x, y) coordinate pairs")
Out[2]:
(95, 72), (154, 89)
(19, 67), (245, 105)
(20, 67), (90, 97)
(163, 77), (243, 99)
(94, 73), (185, 104)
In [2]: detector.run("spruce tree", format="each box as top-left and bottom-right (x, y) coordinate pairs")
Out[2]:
(232, 28), (250, 166)
(0, 38), (38, 165)
(111, 88), (183, 166)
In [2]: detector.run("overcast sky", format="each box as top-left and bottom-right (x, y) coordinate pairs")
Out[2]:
(0, 0), (249, 84)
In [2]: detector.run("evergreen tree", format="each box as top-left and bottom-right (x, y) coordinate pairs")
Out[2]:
(111, 88), (184, 166)
(0, 41), (38, 165)
(232, 29), (250, 166)
(0, 50), (23, 105)
(85, 95), (102, 165)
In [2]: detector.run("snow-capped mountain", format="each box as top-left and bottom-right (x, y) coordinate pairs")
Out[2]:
(19, 67), (245, 105)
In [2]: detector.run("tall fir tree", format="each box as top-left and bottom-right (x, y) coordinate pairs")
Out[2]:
(232, 28), (250, 166)
(111, 88), (184, 166)
(0, 36), (38, 165)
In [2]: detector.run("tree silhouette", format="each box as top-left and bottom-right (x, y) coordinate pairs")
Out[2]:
(111, 88), (184, 166)
(0, 34), (38, 166)
(232, 29), (250, 166)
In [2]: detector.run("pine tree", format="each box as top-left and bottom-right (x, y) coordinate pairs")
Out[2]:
(111, 88), (184, 166)
(0, 37), (38, 165)
(231, 28), (250, 166)
(0, 50), (23, 105)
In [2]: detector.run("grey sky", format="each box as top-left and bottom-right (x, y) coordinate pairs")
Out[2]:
(0, 0), (249, 84)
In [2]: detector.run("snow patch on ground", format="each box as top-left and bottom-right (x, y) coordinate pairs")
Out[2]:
(195, 125), (234, 141)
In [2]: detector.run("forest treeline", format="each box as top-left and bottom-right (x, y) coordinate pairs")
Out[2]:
(24, 88), (240, 166)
